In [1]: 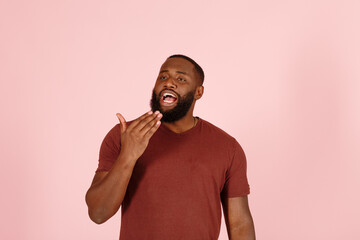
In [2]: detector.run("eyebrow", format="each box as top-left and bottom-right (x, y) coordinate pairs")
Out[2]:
(160, 70), (187, 75)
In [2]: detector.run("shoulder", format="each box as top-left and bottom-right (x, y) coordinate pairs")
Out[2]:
(199, 118), (237, 143)
(103, 123), (121, 141)
(100, 123), (121, 150)
(198, 119), (246, 165)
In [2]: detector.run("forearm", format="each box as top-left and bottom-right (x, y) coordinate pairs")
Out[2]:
(85, 153), (136, 224)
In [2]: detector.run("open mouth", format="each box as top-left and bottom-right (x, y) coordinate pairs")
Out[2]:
(160, 90), (178, 106)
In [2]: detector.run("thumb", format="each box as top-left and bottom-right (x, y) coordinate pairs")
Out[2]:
(116, 113), (127, 133)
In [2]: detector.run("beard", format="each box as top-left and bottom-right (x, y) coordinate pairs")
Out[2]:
(150, 89), (195, 123)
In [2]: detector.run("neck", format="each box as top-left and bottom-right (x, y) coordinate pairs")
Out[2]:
(162, 113), (197, 134)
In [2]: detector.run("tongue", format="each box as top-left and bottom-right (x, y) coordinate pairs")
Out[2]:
(164, 96), (176, 103)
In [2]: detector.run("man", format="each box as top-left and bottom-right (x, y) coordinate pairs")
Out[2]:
(85, 55), (256, 239)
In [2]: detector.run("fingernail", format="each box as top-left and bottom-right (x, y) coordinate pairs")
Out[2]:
(148, 111), (153, 115)
(155, 110), (160, 115)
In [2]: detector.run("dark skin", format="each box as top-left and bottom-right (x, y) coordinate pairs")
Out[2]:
(154, 57), (204, 132)
(85, 57), (255, 239)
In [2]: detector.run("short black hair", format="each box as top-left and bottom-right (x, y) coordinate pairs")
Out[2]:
(168, 54), (204, 85)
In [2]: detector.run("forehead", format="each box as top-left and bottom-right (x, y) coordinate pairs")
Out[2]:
(160, 57), (196, 75)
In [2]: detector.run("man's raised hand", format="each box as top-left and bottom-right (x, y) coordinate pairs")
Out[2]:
(116, 111), (162, 162)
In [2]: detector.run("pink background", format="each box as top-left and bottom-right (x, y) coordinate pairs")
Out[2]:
(1, 0), (359, 239)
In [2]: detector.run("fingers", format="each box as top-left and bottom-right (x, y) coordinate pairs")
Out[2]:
(133, 111), (161, 133)
(143, 118), (161, 140)
(117, 110), (162, 138)
(139, 111), (162, 135)
(127, 110), (153, 131)
(116, 113), (127, 133)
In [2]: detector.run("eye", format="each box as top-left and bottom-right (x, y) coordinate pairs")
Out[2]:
(159, 75), (167, 80)
(177, 77), (185, 82)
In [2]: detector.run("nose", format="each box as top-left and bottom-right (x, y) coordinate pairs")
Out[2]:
(164, 77), (176, 89)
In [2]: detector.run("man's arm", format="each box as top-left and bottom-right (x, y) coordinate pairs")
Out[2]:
(85, 154), (136, 224)
(221, 196), (256, 240)
(85, 111), (162, 224)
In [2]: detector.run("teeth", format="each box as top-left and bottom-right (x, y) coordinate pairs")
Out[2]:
(163, 92), (176, 98)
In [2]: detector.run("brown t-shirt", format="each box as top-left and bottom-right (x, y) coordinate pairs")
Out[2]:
(96, 117), (250, 240)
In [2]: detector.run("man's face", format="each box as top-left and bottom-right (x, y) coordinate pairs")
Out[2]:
(150, 57), (200, 123)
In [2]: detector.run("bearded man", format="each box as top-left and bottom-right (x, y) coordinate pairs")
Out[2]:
(85, 55), (256, 240)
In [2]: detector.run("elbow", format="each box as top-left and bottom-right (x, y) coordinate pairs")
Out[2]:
(88, 208), (120, 225)
(85, 190), (120, 224)
(229, 221), (256, 240)
(85, 194), (110, 224)
(88, 210), (108, 224)
(86, 200), (116, 225)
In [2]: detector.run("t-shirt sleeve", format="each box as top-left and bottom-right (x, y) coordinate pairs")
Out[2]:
(95, 124), (121, 173)
(221, 140), (250, 198)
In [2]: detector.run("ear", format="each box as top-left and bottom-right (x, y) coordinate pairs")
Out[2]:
(194, 85), (204, 100)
